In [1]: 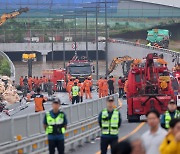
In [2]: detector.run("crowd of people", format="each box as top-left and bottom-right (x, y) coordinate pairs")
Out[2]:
(19, 76), (54, 97)
(43, 96), (180, 154)
(113, 100), (180, 154)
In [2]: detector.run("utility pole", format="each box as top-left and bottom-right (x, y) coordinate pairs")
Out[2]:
(62, 16), (65, 68)
(86, 11), (88, 58)
(96, 6), (99, 80)
(105, 0), (108, 76)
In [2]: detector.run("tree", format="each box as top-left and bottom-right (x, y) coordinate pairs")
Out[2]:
(0, 57), (11, 76)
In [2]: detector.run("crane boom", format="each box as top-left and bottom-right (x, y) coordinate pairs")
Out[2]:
(0, 7), (29, 26)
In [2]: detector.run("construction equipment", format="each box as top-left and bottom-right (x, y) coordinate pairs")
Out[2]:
(43, 55), (94, 92)
(126, 53), (175, 122)
(146, 29), (170, 49)
(108, 56), (133, 75)
(0, 8), (29, 26)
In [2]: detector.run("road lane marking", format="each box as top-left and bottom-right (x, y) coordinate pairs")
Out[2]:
(96, 122), (145, 154)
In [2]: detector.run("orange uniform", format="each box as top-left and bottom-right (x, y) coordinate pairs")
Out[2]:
(78, 82), (84, 102)
(32, 93), (45, 112)
(19, 77), (24, 87)
(74, 79), (79, 84)
(35, 78), (39, 88)
(84, 79), (92, 99)
(67, 81), (74, 100)
(28, 77), (33, 91)
(97, 78), (103, 98)
(102, 78), (108, 97)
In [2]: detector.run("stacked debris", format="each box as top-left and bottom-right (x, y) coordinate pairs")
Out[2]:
(0, 76), (20, 104)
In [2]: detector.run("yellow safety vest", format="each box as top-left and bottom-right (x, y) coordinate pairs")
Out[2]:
(101, 109), (119, 135)
(72, 86), (79, 96)
(165, 110), (180, 129)
(45, 112), (66, 135)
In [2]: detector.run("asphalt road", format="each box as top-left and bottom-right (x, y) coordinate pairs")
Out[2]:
(68, 99), (148, 154)
(9, 91), (99, 118)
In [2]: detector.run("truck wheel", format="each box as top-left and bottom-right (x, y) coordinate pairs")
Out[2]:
(128, 115), (140, 123)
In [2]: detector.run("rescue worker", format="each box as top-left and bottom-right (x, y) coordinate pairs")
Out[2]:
(67, 79), (74, 101)
(161, 99), (180, 129)
(102, 77), (108, 97)
(118, 77), (124, 98)
(32, 88), (46, 112)
(39, 76), (44, 91)
(108, 76), (114, 95)
(78, 81), (84, 102)
(84, 78), (92, 99)
(74, 77), (79, 84)
(35, 77), (39, 88)
(46, 79), (54, 97)
(98, 96), (121, 154)
(43, 98), (67, 154)
(71, 82), (80, 104)
(43, 76), (48, 92)
(19, 76), (24, 88)
(22, 76), (28, 97)
(28, 76), (33, 91)
(97, 77), (103, 98)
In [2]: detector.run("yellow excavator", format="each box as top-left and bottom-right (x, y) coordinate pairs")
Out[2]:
(0, 7), (29, 26)
(108, 56), (133, 75)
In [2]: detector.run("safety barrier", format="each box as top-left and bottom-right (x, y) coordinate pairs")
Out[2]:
(115, 39), (177, 55)
(0, 94), (119, 148)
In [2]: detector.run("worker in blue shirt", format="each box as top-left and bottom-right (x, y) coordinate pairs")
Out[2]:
(98, 96), (122, 154)
(43, 98), (67, 154)
(161, 99), (180, 129)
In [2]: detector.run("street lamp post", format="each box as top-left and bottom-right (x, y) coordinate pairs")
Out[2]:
(86, 11), (88, 58)
(96, 6), (99, 80)
(75, 14), (77, 55)
(105, 0), (108, 76)
(62, 16), (65, 68)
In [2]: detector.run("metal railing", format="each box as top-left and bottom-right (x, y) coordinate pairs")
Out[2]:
(113, 39), (177, 55)
(0, 94), (119, 151)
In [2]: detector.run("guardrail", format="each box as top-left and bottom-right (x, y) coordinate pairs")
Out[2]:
(0, 94), (119, 149)
(114, 39), (178, 55)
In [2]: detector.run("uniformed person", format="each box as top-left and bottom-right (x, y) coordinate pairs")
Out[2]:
(32, 88), (46, 112)
(161, 99), (180, 129)
(71, 82), (80, 104)
(98, 96), (122, 154)
(43, 98), (67, 154)
(47, 79), (54, 97)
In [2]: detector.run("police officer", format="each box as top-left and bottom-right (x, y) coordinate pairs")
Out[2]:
(71, 82), (80, 104)
(98, 96), (122, 154)
(32, 88), (46, 112)
(43, 98), (67, 154)
(161, 99), (180, 129)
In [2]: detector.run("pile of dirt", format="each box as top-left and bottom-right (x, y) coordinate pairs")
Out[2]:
(0, 76), (20, 104)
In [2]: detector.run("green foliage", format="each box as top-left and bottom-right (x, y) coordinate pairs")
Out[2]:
(0, 57), (11, 76)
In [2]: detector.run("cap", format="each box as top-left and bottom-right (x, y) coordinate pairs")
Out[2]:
(107, 96), (114, 102)
(53, 98), (61, 104)
(168, 99), (176, 104)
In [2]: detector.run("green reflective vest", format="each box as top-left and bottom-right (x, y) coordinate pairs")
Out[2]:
(165, 110), (180, 129)
(72, 86), (79, 96)
(45, 112), (66, 135)
(101, 109), (119, 135)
